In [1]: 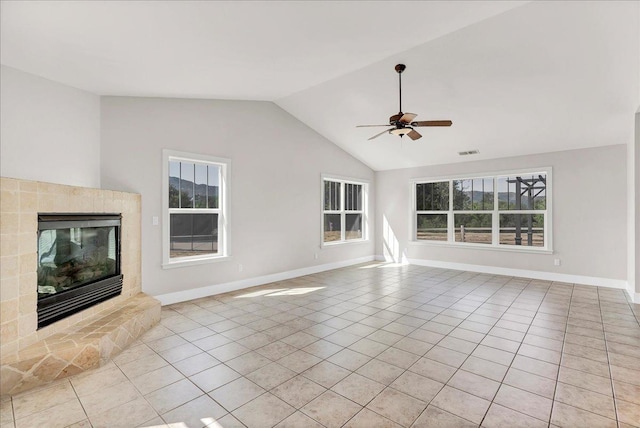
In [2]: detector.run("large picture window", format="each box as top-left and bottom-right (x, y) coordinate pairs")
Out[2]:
(323, 177), (367, 245)
(163, 150), (230, 267)
(413, 169), (550, 251)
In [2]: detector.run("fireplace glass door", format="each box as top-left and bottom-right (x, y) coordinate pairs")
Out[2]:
(37, 214), (123, 327)
(38, 226), (118, 297)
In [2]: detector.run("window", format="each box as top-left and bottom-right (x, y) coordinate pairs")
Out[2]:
(322, 177), (367, 244)
(497, 174), (547, 247)
(163, 150), (230, 267)
(412, 169), (551, 251)
(452, 178), (494, 245)
(416, 182), (449, 241)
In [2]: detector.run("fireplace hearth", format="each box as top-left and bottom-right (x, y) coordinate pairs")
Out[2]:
(37, 213), (123, 328)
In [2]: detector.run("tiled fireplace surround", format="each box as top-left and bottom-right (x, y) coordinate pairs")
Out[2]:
(0, 177), (160, 396)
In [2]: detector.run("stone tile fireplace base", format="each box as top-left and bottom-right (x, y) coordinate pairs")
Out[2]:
(1, 293), (160, 396)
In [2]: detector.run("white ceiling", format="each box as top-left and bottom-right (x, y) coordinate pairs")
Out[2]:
(2, 1), (638, 170)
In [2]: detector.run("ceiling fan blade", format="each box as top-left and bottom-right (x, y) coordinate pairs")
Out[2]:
(407, 130), (422, 140)
(368, 129), (392, 140)
(356, 124), (391, 127)
(412, 120), (453, 127)
(399, 113), (417, 124)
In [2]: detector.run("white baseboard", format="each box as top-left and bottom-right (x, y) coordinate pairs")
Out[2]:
(402, 257), (628, 290)
(154, 255), (376, 305)
(626, 285), (640, 304)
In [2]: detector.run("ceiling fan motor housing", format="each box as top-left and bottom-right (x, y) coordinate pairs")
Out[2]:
(389, 113), (403, 124)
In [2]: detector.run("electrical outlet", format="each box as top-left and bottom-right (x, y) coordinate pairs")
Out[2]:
(554, 259), (561, 266)
(152, 216), (159, 226)
(314, 253), (319, 260)
(238, 264), (243, 272)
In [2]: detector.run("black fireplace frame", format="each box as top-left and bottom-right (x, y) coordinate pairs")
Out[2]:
(37, 213), (123, 328)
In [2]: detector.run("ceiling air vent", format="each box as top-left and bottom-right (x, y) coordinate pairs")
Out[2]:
(458, 150), (479, 156)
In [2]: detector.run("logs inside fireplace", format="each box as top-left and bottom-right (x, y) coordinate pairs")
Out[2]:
(37, 214), (123, 328)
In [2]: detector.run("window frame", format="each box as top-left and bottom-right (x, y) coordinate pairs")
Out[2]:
(415, 181), (450, 242)
(452, 177), (494, 245)
(321, 174), (369, 247)
(162, 149), (231, 269)
(410, 167), (552, 253)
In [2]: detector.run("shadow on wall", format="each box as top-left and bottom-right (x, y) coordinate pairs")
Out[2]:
(383, 215), (408, 264)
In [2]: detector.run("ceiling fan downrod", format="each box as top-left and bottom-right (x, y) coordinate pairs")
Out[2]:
(395, 63), (406, 114)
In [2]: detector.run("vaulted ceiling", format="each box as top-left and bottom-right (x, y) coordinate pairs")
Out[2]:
(2, 1), (638, 170)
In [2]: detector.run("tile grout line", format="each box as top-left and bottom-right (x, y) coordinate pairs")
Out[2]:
(67, 379), (91, 426)
(599, 287), (622, 428)
(546, 282), (574, 427)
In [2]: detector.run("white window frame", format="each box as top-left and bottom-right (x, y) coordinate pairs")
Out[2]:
(321, 174), (369, 247)
(410, 167), (552, 253)
(162, 149), (231, 268)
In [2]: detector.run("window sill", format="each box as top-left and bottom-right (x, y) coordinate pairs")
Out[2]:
(322, 239), (369, 248)
(162, 255), (231, 269)
(408, 240), (553, 254)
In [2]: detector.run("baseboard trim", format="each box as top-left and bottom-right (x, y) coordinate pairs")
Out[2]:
(626, 286), (640, 304)
(154, 255), (376, 305)
(405, 258), (628, 290)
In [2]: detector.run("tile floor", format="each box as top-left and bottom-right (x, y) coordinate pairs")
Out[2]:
(2, 263), (639, 428)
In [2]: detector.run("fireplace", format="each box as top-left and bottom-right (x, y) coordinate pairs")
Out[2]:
(37, 213), (123, 328)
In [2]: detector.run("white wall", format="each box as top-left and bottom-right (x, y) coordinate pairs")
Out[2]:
(100, 97), (375, 297)
(0, 66), (101, 188)
(376, 145), (628, 283)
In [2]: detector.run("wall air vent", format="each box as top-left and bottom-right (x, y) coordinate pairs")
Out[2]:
(458, 150), (480, 156)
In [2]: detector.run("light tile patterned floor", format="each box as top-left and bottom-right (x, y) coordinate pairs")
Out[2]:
(2, 263), (640, 428)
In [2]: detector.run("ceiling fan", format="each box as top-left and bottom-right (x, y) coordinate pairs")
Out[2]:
(357, 64), (452, 141)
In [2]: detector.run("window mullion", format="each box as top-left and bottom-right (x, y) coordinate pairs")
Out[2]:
(178, 162), (182, 208)
(192, 163), (195, 208)
(341, 182), (345, 241)
(543, 211), (547, 250)
(448, 180), (454, 242)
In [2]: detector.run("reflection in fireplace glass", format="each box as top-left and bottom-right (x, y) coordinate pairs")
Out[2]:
(38, 226), (117, 298)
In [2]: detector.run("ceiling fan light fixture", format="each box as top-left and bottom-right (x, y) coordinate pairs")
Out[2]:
(390, 128), (412, 136)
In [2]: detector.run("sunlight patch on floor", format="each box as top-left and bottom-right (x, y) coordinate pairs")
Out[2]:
(358, 262), (406, 269)
(234, 287), (325, 298)
(266, 287), (325, 296)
